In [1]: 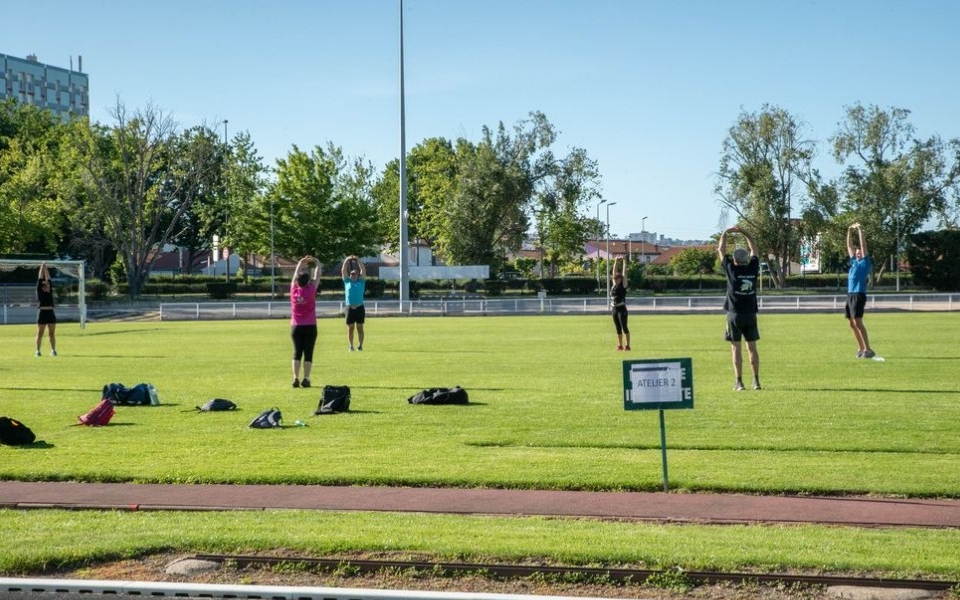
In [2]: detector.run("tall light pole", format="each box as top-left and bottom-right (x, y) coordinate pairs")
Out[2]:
(398, 0), (410, 304)
(640, 216), (648, 268)
(222, 119), (230, 282)
(269, 200), (275, 299)
(595, 199), (606, 294)
(605, 201), (617, 305)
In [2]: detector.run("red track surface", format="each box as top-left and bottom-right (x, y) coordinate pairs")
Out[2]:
(2, 482), (960, 528)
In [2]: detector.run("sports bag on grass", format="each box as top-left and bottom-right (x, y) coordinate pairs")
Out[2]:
(315, 385), (351, 415)
(78, 399), (115, 426)
(197, 398), (237, 412)
(0, 416), (36, 446)
(249, 407), (282, 428)
(103, 383), (159, 406)
(407, 386), (469, 405)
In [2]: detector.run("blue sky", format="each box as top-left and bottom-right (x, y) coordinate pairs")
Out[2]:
(5, 0), (959, 241)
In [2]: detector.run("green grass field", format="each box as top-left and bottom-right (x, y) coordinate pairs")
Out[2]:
(2, 312), (960, 577)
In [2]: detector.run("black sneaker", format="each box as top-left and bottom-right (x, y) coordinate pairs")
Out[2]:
(292, 379), (300, 388)
(301, 379), (311, 388)
(734, 381), (745, 391)
(863, 350), (876, 359)
(753, 381), (762, 390)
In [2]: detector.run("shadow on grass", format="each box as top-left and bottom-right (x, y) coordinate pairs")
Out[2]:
(781, 387), (960, 395)
(79, 328), (165, 337)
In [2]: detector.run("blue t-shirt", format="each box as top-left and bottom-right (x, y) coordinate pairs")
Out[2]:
(848, 255), (871, 294)
(343, 277), (366, 305)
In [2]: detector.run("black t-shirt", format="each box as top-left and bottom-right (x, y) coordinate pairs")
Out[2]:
(722, 256), (759, 314)
(611, 281), (626, 305)
(37, 280), (55, 308)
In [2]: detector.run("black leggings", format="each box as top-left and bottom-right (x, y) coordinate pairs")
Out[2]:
(291, 325), (318, 362)
(612, 306), (629, 335)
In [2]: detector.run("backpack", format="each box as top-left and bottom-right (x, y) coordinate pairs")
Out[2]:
(315, 385), (351, 415)
(0, 416), (36, 446)
(249, 407), (282, 428)
(103, 383), (158, 406)
(407, 386), (469, 405)
(78, 399), (116, 426)
(197, 398), (237, 412)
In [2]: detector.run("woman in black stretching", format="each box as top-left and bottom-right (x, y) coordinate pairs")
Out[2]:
(610, 256), (630, 351)
(36, 262), (57, 357)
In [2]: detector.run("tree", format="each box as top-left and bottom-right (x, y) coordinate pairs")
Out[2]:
(532, 145), (602, 277)
(63, 100), (221, 297)
(828, 103), (960, 283)
(670, 247), (717, 276)
(0, 101), (68, 254)
(267, 143), (380, 266)
(211, 130), (268, 279)
(715, 105), (815, 288)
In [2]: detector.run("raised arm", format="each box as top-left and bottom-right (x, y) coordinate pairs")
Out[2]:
(846, 225), (856, 258)
(741, 229), (759, 259)
(293, 256), (311, 285)
(857, 225), (868, 257)
(310, 258), (320, 282)
(356, 256), (366, 278)
(717, 228), (730, 262)
(39, 262), (50, 282)
(341, 256), (351, 278)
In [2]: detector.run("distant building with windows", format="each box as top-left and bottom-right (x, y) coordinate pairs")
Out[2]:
(1, 52), (89, 120)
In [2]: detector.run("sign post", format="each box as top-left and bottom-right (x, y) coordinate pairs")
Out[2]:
(622, 358), (694, 492)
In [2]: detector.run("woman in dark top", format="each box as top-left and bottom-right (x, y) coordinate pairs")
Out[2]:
(610, 256), (630, 351)
(36, 262), (57, 357)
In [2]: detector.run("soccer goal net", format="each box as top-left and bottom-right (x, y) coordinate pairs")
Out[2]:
(0, 259), (87, 329)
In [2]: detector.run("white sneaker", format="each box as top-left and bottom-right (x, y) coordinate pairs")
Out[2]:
(51, 349), (58, 357)
(35, 350), (41, 358)
(349, 345), (355, 352)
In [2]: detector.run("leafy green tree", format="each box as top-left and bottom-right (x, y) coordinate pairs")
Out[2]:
(438, 135), (530, 271)
(827, 103), (959, 282)
(716, 105), (815, 288)
(670, 247), (717, 275)
(0, 101), (68, 254)
(267, 143), (380, 266)
(213, 131), (268, 279)
(533, 145), (602, 277)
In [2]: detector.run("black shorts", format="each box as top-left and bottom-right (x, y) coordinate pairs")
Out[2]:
(37, 309), (57, 325)
(845, 293), (867, 319)
(346, 305), (365, 325)
(725, 312), (759, 343)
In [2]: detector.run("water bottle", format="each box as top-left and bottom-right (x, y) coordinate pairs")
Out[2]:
(294, 420), (306, 427)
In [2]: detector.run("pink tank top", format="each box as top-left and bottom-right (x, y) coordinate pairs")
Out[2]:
(290, 281), (317, 325)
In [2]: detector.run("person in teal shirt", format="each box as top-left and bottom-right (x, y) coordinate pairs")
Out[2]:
(341, 255), (367, 351)
(846, 223), (875, 359)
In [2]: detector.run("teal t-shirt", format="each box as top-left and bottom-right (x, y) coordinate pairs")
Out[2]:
(344, 278), (365, 305)
(848, 255), (871, 294)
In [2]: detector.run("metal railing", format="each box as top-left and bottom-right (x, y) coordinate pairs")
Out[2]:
(151, 293), (958, 321)
(3, 293), (958, 325)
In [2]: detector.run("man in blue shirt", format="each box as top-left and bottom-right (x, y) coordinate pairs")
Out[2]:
(341, 255), (367, 351)
(846, 223), (875, 359)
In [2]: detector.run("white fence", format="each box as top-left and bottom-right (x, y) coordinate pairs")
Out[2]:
(3, 293), (959, 324)
(132, 293), (960, 321)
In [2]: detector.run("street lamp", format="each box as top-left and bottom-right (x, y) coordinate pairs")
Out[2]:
(595, 199), (606, 294)
(605, 201), (617, 305)
(269, 200), (275, 299)
(222, 119), (230, 282)
(640, 216), (648, 268)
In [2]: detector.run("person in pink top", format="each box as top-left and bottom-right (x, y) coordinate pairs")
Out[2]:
(289, 256), (320, 388)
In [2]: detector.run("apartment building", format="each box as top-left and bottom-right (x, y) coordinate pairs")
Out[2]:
(0, 52), (89, 120)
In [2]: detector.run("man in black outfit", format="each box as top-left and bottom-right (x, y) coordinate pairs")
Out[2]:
(717, 226), (761, 391)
